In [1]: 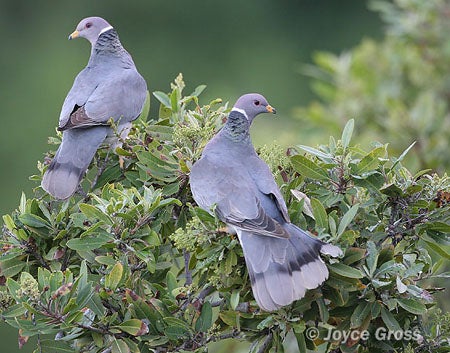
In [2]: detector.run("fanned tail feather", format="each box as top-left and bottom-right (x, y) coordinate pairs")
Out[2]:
(238, 223), (342, 311)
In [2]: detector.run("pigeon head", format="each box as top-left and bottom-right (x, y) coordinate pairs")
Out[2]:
(232, 93), (276, 123)
(69, 17), (113, 45)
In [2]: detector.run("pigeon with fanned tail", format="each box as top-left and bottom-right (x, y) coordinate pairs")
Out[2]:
(190, 93), (342, 311)
(41, 17), (147, 199)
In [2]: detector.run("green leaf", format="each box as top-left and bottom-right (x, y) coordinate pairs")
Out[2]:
(324, 287), (346, 306)
(316, 298), (329, 323)
(153, 91), (171, 108)
(190, 84), (207, 97)
(19, 192), (26, 213)
(95, 256), (117, 266)
(256, 316), (275, 330)
(1, 303), (27, 318)
(170, 89), (179, 112)
(0, 250), (23, 262)
(2, 214), (15, 230)
(136, 145), (179, 183)
(158, 102), (172, 119)
(94, 165), (123, 189)
(352, 172), (384, 194)
(329, 263), (364, 279)
(105, 262), (123, 291)
(230, 290), (240, 310)
(38, 339), (73, 353)
(18, 213), (50, 228)
(219, 311), (239, 328)
(425, 222), (450, 233)
(337, 204), (359, 236)
(76, 282), (94, 308)
(66, 233), (111, 251)
(146, 336), (170, 348)
(163, 317), (192, 341)
(79, 203), (113, 225)
(396, 276), (407, 294)
(291, 155), (328, 180)
(380, 307), (401, 331)
(329, 216), (337, 237)
(146, 123), (174, 141)
(0, 257), (26, 277)
(293, 324), (307, 353)
(166, 271), (178, 296)
(404, 263), (424, 278)
(350, 302), (371, 328)
(137, 90), (151, 121)
(365, 241), (378, 276)
(49, 271), (64, 292)
(355, 146), (386, 174)
(405, 184), (422, 195)
(111, 338), (130, 353)
(375, 260), (404, 277)
(117, 319), (148, 336)
(79, 260), (88, 288)
(195, 302), (213, 332)
(92, 332), (103, 347)
(88, 293), (105, 317)
(421, 234), (450, 260)
(380, 183), (404, 197)
(310, 198), (328, 231)
(125, 291), (163, 334)
(343, 247), (366, 265)
(390, 141), (416, 170)
(162, 181), (180, 196)
(396, 298), (427, 315)
(371, 301), (382, 318)
(296, 145), (333, 162)
(341, 119), (354, 150)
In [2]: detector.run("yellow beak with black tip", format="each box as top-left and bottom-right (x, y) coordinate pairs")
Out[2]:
(68, 30), (79, 40)
(266, 104), (276, 114)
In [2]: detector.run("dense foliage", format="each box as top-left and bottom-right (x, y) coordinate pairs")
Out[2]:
(0, 75), (449, 353)
(297, 0), (450, 172)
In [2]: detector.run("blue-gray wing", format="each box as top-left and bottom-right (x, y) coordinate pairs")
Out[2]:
(59, 68), (147, 130)
(190, 155), (289, 238)
(248, 155), (290, 223)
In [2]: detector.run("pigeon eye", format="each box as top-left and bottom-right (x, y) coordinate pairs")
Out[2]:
(254, 100), (260, 106)
(86, 22), (92, 29)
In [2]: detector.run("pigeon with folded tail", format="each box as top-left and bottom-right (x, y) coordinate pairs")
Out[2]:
(42, 17), (147, 199)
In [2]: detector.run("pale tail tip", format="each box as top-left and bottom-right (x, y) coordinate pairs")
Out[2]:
(320, 243), (343, 257)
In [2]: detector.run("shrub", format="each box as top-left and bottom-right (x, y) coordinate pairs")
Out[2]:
(297, 0), (450, 172)
(0, 75), (449, 353)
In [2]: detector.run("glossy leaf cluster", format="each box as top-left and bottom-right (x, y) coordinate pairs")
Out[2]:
(0, 75), (449, 353)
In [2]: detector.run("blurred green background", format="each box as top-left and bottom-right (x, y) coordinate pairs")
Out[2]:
(0, 1), (383, 351)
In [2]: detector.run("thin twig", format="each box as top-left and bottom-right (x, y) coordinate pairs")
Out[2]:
(206, 329), (241, 344)
(130, 215), (154, 235)
(172, 174), (190, 221)
(90, 150), (110, 192)
(257, 331), (273, 353)
(130, 262), (147, 272)
(210, 299), (224, 307)
(197, 286), (213, 300)
(180, 285), (214, 311)
(183, 249), (192, 286)
(174, 174), (190, 201)
(60, 248), (71, 272)
(24, 239), (51, 270)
